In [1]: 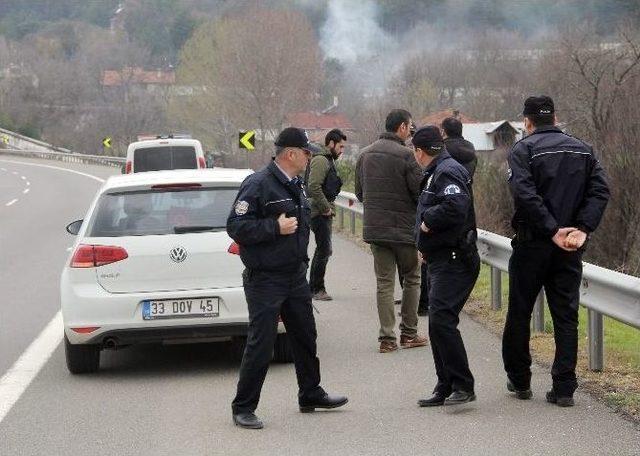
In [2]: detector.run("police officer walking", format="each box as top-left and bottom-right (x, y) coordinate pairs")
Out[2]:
(503, 96), (609, 407)
(412, 126), (480, 407)
(227, 127), (348, 429)
(306, 129), (347, 301)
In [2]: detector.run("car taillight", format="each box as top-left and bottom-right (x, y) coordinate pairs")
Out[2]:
(198, 156), (206, 169)
(125, 161), (132, 173)
(71, 327), (100, 334)
(70, 244), (128, 268)
(228, 242), (240, 255)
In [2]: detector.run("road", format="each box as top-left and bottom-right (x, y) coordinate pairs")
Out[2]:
(0, 157), (638, 455)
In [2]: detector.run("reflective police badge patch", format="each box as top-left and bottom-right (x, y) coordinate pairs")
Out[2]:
(235, 200), (249, 215)
(444, 184), (461, 195)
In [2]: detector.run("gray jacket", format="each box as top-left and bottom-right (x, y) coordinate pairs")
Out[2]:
(355, 132), (422, 245)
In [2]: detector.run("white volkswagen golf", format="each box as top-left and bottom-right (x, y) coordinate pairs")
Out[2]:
(61, 169), (291, 373)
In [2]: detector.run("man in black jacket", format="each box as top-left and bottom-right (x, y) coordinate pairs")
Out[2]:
(441, 117), (477, 178)
(227, 127), (347, 429)
(503, 96), (609, 407)
(412, 126), (480, 407)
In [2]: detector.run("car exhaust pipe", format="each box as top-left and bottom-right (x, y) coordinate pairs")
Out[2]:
(103, 337), (118, 350)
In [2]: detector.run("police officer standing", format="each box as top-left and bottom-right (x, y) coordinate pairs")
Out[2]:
(503, 96), (609, 407)
(228, 127), (348, 429)
(412, 126), (480, 406)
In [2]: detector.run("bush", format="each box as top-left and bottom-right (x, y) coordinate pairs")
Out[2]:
(473, 151), (513, 236)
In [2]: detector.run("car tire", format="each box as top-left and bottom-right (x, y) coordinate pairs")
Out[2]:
(272, 332), (294, 363)
(64, 335), (100, 374)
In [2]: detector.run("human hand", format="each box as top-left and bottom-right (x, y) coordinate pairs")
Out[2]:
(418, 251), (426, 264)
(420, 222), (430, 233)
(322, 208), (333, 217)
(552, 227), (577, 251)
(278, 213), (298, 235)
(565, 229), (587, 250)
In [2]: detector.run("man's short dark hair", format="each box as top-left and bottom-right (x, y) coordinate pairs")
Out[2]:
(441, 117), (463, 138)
(385, 109), (412, 133)
(325, 129), (347, 146)
(525, 113), (555, 127)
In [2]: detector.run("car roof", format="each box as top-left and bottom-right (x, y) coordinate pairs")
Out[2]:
(102, 168), (253, 192)
(128, 138), (202, 149)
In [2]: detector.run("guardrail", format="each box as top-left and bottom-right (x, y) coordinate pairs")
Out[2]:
(336, 191), (640, 371)
(4, 142), (639, 371)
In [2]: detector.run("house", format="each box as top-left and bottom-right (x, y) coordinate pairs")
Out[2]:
(101, 67), (180, 101)
(462, 121), (523, 152)
(419, 109), (477, 127)
(286, 97), (354, 143)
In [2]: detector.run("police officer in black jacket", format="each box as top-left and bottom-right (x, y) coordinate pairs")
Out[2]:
(503, 96), (609, 407)
(412, 126), (480, 407)
(228, 127), (348, 429)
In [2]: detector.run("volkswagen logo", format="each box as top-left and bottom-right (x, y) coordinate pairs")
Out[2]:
(169, 246), (188, 263)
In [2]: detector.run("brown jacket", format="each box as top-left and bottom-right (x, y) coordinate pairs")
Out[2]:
(355, 132), (422, 245)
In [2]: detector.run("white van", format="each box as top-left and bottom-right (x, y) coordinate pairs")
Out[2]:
(124, 136), (207, 173)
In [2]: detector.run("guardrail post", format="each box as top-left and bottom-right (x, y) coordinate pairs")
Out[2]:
(338, 207), (345, 230)
(532, 291), (545, 333)
(350, 211), (356, 235)
(490, 266), (502, 310)
(588, 310), (604, 371)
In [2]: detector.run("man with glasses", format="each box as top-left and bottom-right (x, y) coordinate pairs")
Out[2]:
(356, 109), (428, 353)
(228, 127), (348, 429)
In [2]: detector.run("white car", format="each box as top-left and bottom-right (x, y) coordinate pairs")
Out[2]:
(61, 169), (291, 374)
(124, 136), (207, 174)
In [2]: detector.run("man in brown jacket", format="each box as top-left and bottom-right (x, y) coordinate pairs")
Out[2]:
(355, 109), (428, 353)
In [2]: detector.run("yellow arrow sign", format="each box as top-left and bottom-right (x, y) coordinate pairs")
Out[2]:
(239, 130), (255, 150)
(102, 137), (112, 148)
(1, 134), (9, 144)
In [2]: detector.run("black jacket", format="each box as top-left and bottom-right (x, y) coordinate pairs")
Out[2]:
(227, 161), (310, 272)
(508, 126), (609, 238)
(444, 136), (477, 178)
(416, 150), (477, 255)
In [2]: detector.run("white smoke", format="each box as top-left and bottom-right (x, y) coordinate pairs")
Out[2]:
(319, 0), (396, 64)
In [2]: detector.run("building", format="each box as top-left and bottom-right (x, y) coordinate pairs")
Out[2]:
(462, 120), (524, 152)
(286, 97), (354, 144)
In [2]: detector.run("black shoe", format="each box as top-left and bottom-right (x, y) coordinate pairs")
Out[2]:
(417, 393), (446, 407)
(444, 390), (476, 405)
(299, 393), (348, 413)
(546, 390), (574, 407)
(507, 380), (533, 400)
(232, 412), (264, 429)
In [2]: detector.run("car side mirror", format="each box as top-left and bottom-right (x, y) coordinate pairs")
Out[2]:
(66, 219), (83, 235)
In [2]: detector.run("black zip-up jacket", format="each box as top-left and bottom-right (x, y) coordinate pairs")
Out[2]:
(444, 136), (477, 178)
(227, 161), (310, 272)
(416, 150), (477, 255)
(508, 126), (610, 238)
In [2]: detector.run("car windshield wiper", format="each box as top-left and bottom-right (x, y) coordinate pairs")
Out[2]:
(173, 226), (222, 234)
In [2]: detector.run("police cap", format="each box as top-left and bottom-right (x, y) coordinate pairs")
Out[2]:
(523, 95), (555, 116)
(412, 125), (444, 153)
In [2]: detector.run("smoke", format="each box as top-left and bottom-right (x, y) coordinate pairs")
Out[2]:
(319, 0), (395, 64)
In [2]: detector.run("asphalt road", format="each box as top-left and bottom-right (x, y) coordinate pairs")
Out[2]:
(0, 157), (638, 455)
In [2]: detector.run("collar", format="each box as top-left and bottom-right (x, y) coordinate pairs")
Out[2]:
(424, 149), (451, 175)
(530, 125), (563, 136)
(272, 159), (294, 181)
(379, 131), (407, 145)
(268, 160), (294, 185)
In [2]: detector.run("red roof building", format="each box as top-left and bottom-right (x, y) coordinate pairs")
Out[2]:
(419, 109), (476, 127)
(101, 68), (176, 87)
(286, 112), (354, 143)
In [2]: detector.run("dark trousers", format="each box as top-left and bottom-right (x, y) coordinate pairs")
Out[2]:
(232, 266), (324, 414)
(427, 251), (480, 395)
(502, 240), (582, 397)
(309, 215), (333, 294)
(418, 262), (430, 313)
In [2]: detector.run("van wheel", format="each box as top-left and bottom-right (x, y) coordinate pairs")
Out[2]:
(64, 335), (100, 374)
(272, 333), (294, 363)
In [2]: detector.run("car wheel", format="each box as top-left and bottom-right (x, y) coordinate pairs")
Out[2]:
(272, 332), (293, 363)
(64, 335), (100, 374)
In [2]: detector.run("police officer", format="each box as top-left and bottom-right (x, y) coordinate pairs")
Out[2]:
(503, 96), (609, 407)
(411, 126), (480, 407)
(228, 127), (348, 429)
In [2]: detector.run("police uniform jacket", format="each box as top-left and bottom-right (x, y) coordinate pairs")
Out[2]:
(227, 161), (310, 272)
(416, 150), (476, 256)
(508, 126), (610, 239)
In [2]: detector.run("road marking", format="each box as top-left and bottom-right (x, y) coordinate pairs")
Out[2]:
(0, 312), (63, 423)
(21, 176), (26, 180)
(0, 160), (104, 425)
(23, 188), (29, 194)
(6, 199), (18, 206)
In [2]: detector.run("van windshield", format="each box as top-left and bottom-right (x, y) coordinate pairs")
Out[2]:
(87, 187), (238, 237)
(133, 146), (197, 172)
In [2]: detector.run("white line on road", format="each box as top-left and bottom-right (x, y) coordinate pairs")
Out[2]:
(0, 160), (104, 425)
(0, 312), (63, 423)
(23, 188), (29, 194)
(6, 199), (18, 206)
(21, 176), (26, 180)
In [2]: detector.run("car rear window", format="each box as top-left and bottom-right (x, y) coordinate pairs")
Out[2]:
(87, 187), (238, 237)
(133, 146), (197, 172)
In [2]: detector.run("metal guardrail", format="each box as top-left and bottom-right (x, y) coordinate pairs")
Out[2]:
(4, 138), (638, 371)
(336, 191), (640, 371)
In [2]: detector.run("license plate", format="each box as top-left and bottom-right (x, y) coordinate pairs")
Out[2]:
(142, 297), (220, 320)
